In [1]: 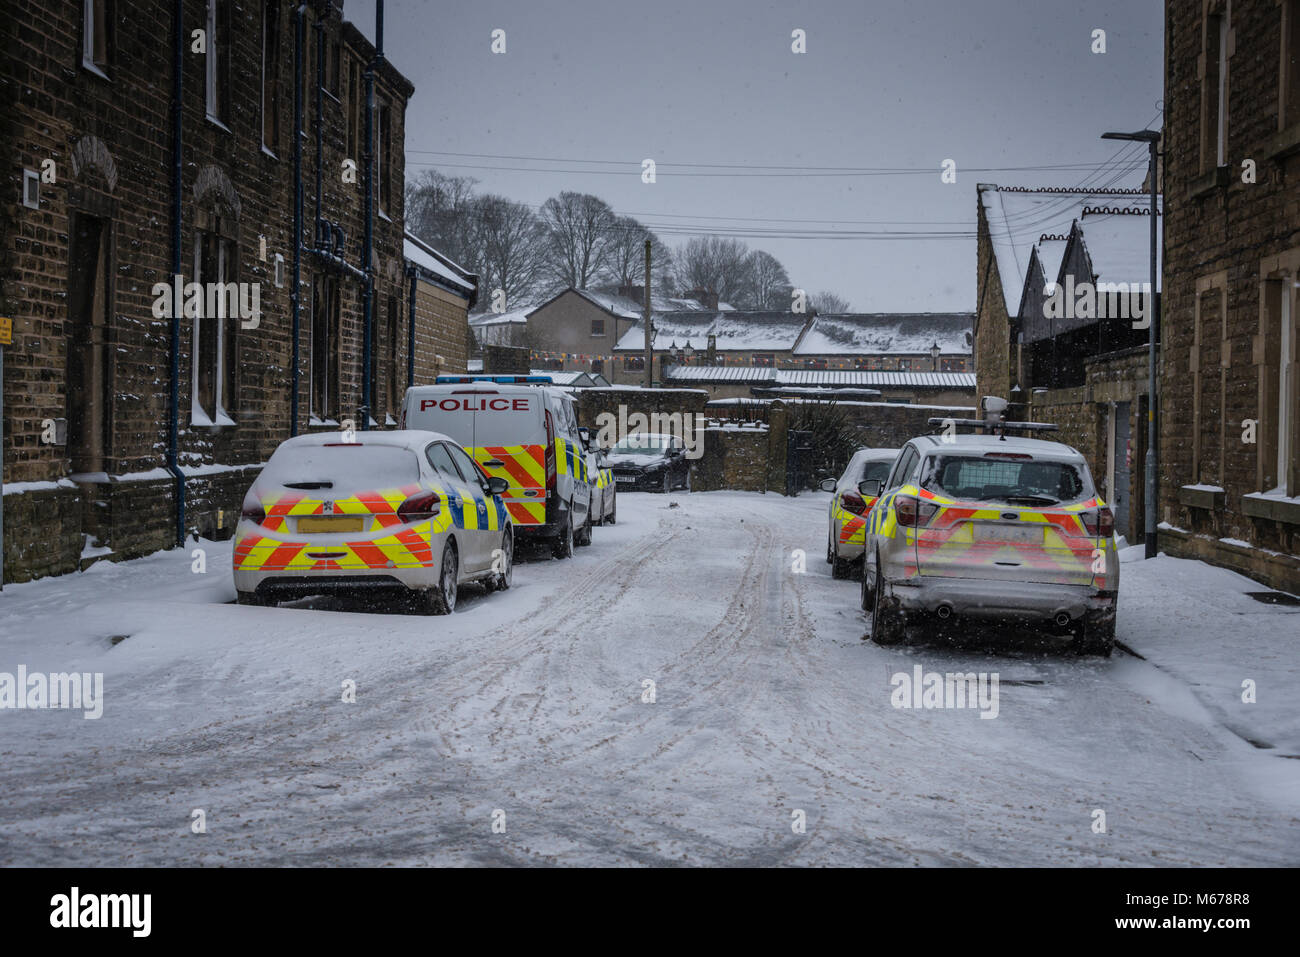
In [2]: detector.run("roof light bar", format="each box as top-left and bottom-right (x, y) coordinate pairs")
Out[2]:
(434, 374), (554, 385)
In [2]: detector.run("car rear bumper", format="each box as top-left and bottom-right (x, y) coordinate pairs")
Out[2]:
(884, 576), (1116, 625)
(234, 564), (439, 597)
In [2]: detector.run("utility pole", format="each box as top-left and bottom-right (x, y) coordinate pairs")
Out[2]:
(643, 239), (652, 388)
(1102, 128), (1161, 559)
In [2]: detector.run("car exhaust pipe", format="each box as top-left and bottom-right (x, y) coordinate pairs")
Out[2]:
(935, 603), (954, 620)
(1054, 612), (1071, 628)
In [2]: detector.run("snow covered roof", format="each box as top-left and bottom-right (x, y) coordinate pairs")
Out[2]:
(470, 307), (533, 327)
(664, 367), (976, 389)
(794, 313), (973, 356)
(403, 232), (477, 297)
(615, 311), (808, 352)
(570, 287), (718, 319)
(1074, 209), (1163, 290)
(978, 185), (1159, 318)
(527, 369), (605, 387)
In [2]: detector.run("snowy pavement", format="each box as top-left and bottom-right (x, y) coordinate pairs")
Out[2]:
(0, 491), (1297, 866)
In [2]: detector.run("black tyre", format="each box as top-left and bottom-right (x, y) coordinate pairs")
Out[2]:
(1072, 613), (1115, 657)
(830, 534), (853, 580)
(683, 468), (691, 492)
(662, 471), (671, 494)
(236, 590), (273, 607)
(607, 494), (616, 525)
(486, 530), (513, 592)
(551, 505), (574, 559)
(422, 539), (458, 614)
(575, 502), (593, 547)
(826, 529), (836, 565)
(860, 559), (873, 611)
(871, 562), (907, 645)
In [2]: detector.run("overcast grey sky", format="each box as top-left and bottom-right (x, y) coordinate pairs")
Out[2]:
(348, 0), (1163, 311)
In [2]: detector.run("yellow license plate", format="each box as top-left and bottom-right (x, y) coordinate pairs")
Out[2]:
(298, 515), (364, 533)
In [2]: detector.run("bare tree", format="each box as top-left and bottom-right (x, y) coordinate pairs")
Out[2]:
(740, 250), (792, 310)
(405, 169), (483, 275)
(603, 217), (674, 291)
(539, 191), (618, 290)
(673, 236), (753, 305)
(475, 194), (549, 313)
(809, 290), (852, 314)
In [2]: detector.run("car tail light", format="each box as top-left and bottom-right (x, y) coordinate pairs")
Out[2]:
(895, 495), (939, 527)
(241, 500), (265, 524)
(544, 408), (556, 491)
(841, 492), (868, 514)
(397, 492), (441, 523)
(1081, 507), (1114, 537)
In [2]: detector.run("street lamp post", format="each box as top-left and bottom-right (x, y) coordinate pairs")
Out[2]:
(1102, 128), (1161, 559)
(929, 340), (941, 372)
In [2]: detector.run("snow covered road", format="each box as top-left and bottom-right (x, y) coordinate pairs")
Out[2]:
(1, 491), (1297, 866)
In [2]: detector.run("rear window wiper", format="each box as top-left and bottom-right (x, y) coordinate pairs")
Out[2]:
(1004, 494), (1059, 506)
(283, 481), (334, 490)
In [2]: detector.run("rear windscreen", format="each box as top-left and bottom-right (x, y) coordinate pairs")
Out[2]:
(260, 445), (420, 494)
(406, 391), (539, 448)
(856, 460), (893, 484)
(922, 455), (1089, 504)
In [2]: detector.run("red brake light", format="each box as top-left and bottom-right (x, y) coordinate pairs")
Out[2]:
(895, 495), (939, 527)
(983, 452), (1033, 460)
(841, 492), (868, 514)
(1082, 507), (1114, 538)
(544, 409), (556, 490)
(397, 492), (442, 523)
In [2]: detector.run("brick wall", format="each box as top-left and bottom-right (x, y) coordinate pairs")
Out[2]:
(1161, 0), (1300, 593)
(0, 0), (462, 583)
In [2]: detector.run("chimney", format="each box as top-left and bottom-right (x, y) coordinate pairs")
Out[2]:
(686, 287), (719, 310)
(618, 283), (645, 303)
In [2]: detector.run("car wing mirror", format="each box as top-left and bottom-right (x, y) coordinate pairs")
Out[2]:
(857, 479), (882, 498)
(819, 478), (837, 492)
(486, 476), (509, 496)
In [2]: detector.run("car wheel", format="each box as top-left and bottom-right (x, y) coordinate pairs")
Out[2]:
(662, 471), (671, 494)
(423, 540), (458, 614)
(871, 561), (907, 645)
(826, 529), (836, 565)
(830, 535), (852, 580)
(487, 530), (513, 591)
(552, 505), (574, 559)
(860, 559), (874, 612)
(576, 502), (593, 546)
(683, 468), (691, 492)
(236, 590), (273, 607)
(1071, 612), (1115, 657)
(607, 494), (616, 525)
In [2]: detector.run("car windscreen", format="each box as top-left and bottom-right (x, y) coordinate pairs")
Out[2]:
(259, 444), (420, 494)
(855, 460), (893, 484)
(921, 454), (1090, 505)
(610, 434), (671, 456)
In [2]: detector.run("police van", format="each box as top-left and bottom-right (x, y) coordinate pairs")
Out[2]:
(400, 376), (594, 558)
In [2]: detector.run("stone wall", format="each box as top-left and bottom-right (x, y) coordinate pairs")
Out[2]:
(689, 425), (772, 493)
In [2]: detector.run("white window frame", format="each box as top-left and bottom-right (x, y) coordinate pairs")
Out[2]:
(192, 233), (236, 427)
(260, 0), (277, 156)
(82, 0), (109, 78)
(205, 0), (227, 127)
(1279, 283), (1295, 495)
(1215, 15), (1228, 168)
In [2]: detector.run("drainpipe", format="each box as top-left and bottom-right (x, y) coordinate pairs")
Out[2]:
(291, 3), (305, 435)
(167, 0), (186, 546)
(360, 2), (383, 430)
(313, 3), (324, 252)
(407, 266), (417, 387)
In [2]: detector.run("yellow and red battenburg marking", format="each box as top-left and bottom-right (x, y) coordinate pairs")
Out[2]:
(472, 444), (547, 526)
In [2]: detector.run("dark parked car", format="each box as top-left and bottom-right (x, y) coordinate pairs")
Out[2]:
(606, 432), (691, 492)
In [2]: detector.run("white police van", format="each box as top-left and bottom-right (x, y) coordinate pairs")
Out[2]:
(400, 376), (595, 557)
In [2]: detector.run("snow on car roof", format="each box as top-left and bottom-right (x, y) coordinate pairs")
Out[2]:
(274, 429), (455, 454)
(851, 447), (900, 462)
(913, 432), (1083, 459)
